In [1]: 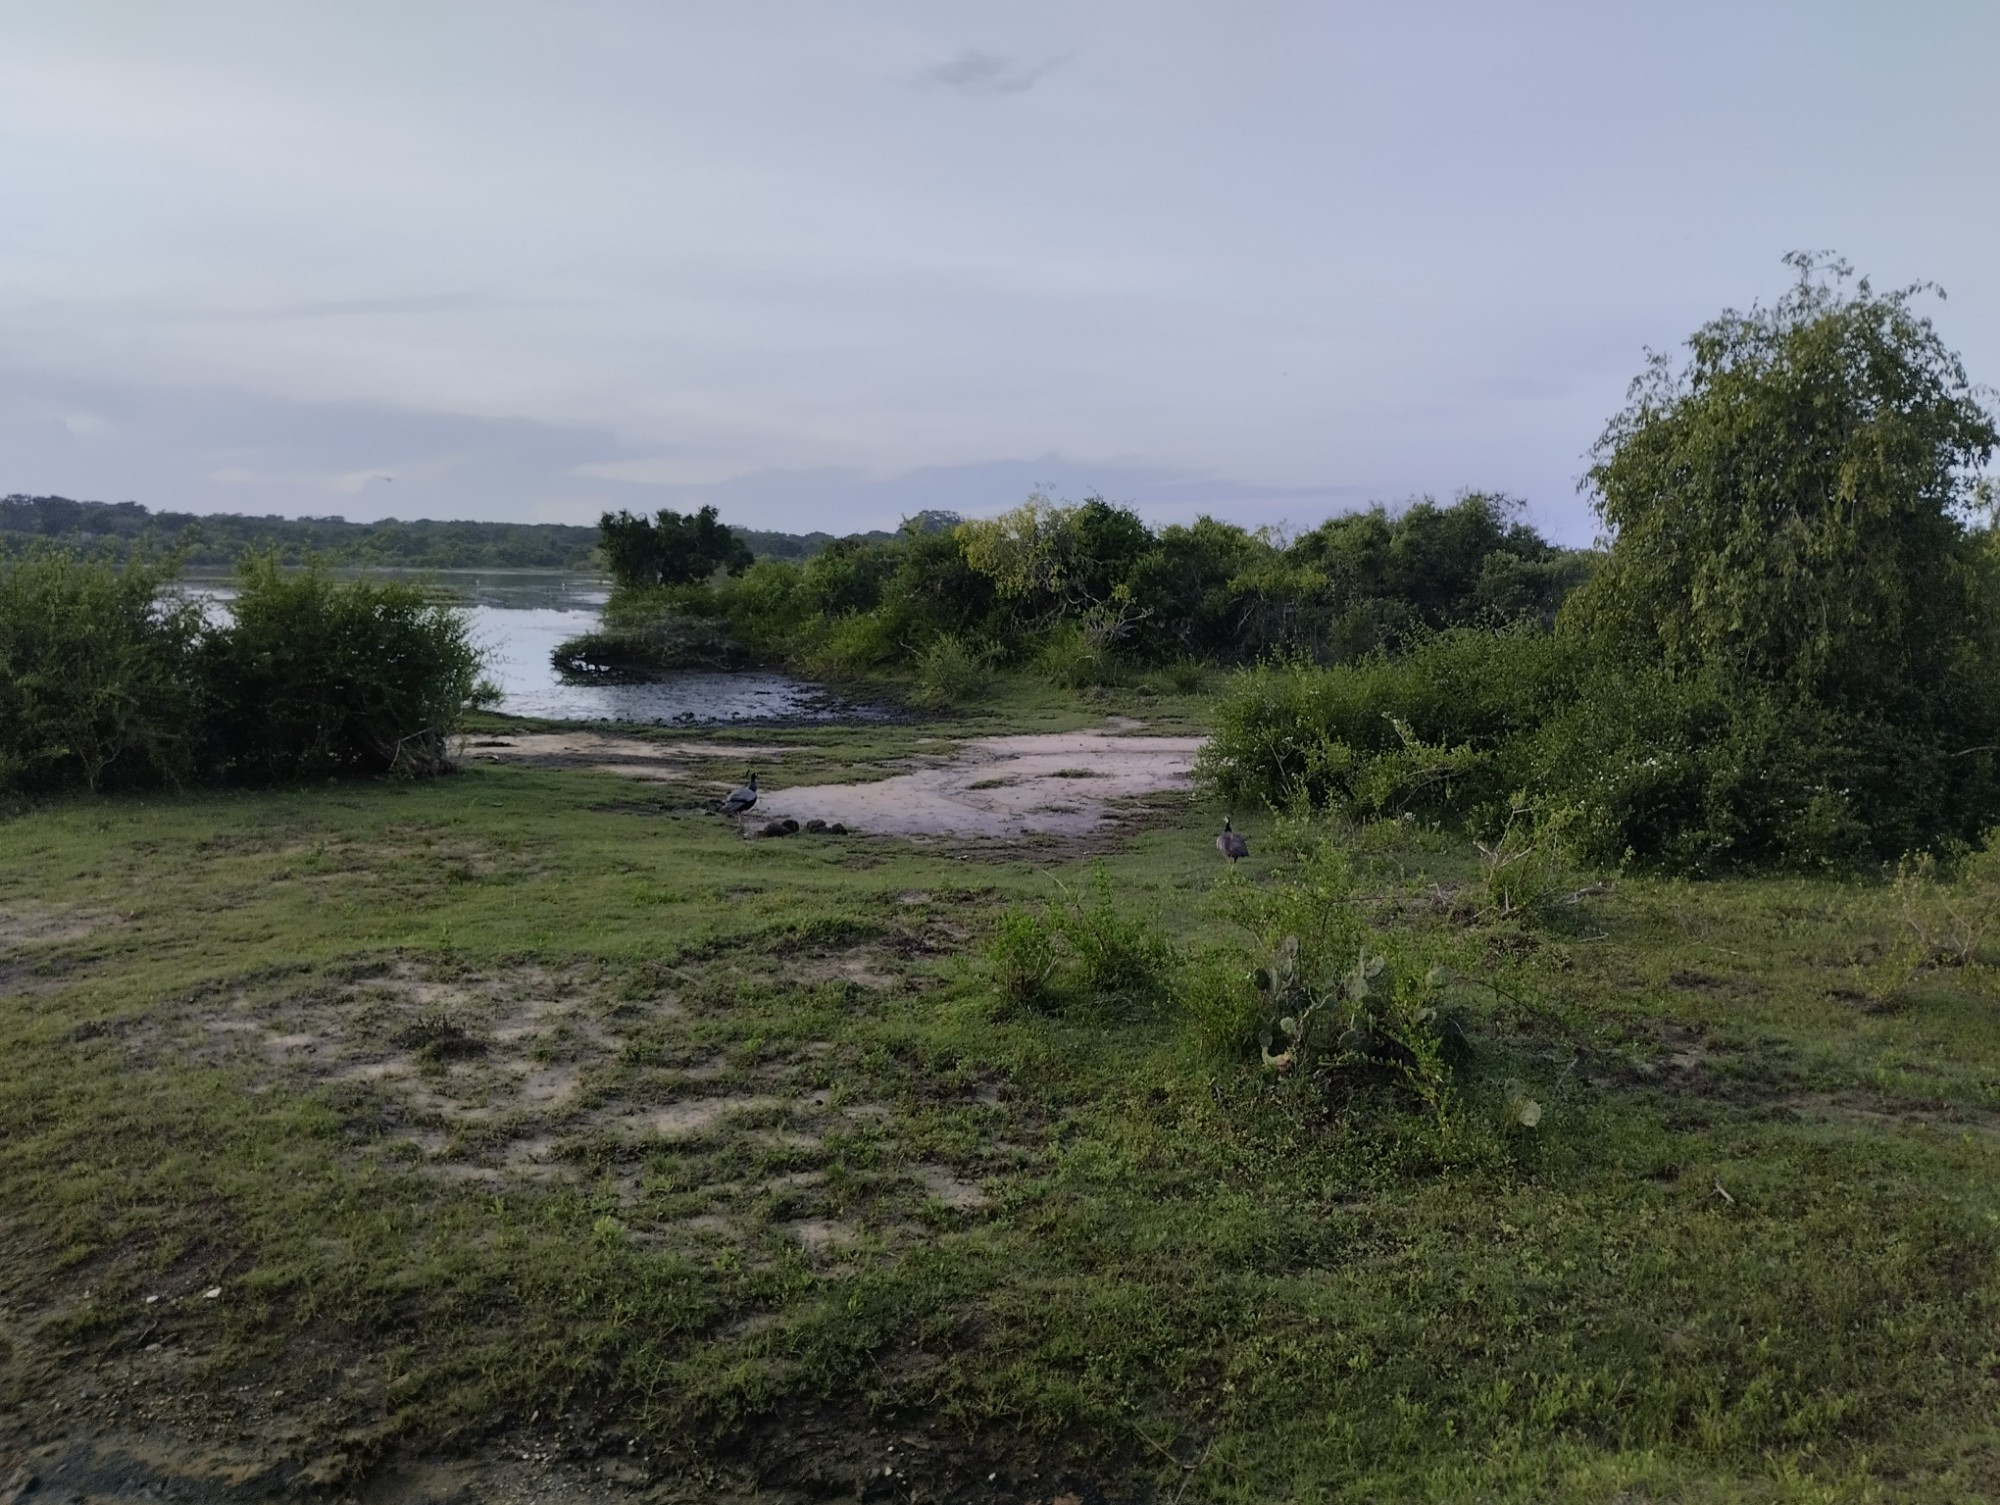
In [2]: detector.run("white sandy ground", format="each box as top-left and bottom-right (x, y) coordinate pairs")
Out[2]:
(758, 731), (1203, 838)
(467, 726), (1204, 839)
(462, 733), (797, 784)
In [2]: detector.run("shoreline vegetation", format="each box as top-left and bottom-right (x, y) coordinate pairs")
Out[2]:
(7, 256), (2000, 1498)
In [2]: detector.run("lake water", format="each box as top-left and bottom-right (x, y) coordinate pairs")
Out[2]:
(185, 569), (880, 725)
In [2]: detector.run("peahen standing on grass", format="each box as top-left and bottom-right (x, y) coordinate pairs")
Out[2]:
(1216, 816), (1248, 865)
(720, 772), (759, 815)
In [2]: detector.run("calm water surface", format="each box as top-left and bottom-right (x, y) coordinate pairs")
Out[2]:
(186, 569), (876, 724)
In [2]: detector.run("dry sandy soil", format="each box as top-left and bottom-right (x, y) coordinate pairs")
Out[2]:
(469, 724), (1204, 840)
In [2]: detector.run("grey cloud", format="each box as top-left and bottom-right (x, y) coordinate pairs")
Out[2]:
(0, 367), (1413, 537)
(925, 48), (1053, 97)
(1, 5), (1992, 550)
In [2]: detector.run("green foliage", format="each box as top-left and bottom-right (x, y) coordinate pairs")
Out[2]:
(1205, 257), (2000, 874)
(1206, 624), (2000, 872)
(983, 866), (1176, 1015)
(1474, 798), (1586, 919)
(551, 588), (748, 678)
(1, 550), (487, 796)
(563, 490), (1586, 700)
(597, 505), (755, 588)
(0, 547), (208, 792)
(1198, 628), (1575, 818)
(1033, 618), (1118, 689)
(909, 632), (996, 709)
(1574, 254), (1998, 710)
(204, 554), (489, 781)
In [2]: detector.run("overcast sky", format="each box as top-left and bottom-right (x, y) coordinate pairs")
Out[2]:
(2, 2), (1995, 543)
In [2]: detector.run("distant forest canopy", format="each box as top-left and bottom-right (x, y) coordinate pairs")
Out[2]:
(0, 493), (902, 570)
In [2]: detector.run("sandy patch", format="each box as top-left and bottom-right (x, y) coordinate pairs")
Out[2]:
(758, 729), (1202, 839)
(467, 733), (798, 774)
(913, 1165), (990, 1210)
(640, 1095), (784, 1137)
(468, 723), (1201, 840)
(0, 903), (116, 950)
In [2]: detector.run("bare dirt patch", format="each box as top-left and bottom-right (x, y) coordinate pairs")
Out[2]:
(464, 723), (1202, 842)
(0, 903), (117, 951)
(759, 728), (1202, 839)
(464, 733), (800, 784)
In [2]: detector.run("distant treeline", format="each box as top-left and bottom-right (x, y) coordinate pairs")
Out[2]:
(0, 494), (891, 570)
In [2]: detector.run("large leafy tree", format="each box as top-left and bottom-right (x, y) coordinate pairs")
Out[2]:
(1575, 254), (1998, 713)
(597, 505), (754, 588)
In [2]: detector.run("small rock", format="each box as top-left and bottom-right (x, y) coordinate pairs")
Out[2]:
(751, 818), (800, 838)
(803, 818), (827, 833)
(826, 822), (848, 835)
(201, 1286), (222, 1300)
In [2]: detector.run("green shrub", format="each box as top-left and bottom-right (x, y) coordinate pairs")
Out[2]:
(205, 554), (486, 782)
(800, 610), (901, 678)
(1473, 798), (1585, 918)
(1198, 628), (1575, 818)
(984, 907), (1060, 1011)
(982, 866), (1175, 1015)
(552, 611), (747, 679)
(1205, 624), (2000, 873)
(1035, 621), (1117, 689)
(0, 547), (208, 792)
(909, 632), (995, 710)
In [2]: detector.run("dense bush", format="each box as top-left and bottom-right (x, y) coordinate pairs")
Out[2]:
(1198, 629), (1581, 821)
(562, 490), (1587, 693)
(0, 548), (208, 792)
(909, 633), (996, 709)
(598, 505), (754, 588)
(1204, 631), (2000, 873)
(205, 556), (488, 781)
(1204, 258), (2000, 873)
(0, 549), (487, 796)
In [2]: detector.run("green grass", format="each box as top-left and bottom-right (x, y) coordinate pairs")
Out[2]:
(5, 717), (2000, 1500)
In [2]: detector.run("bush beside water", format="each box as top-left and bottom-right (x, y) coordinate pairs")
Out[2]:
(0, 548), (486, 794)
(562, 490), (1587, 696)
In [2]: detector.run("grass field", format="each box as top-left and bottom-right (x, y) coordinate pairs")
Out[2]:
(5, 687), (2000, 1502)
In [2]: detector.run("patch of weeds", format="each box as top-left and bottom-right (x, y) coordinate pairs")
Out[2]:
(395, 1010), (487, 1064)
(1865, 834), (2000, 1001)
(909, 633), (999, 710)
(982, 864), (1175, 1016)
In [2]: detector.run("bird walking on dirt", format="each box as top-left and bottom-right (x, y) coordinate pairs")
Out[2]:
(1216, 816), (1248, 865)
(720, 772), (759, 815)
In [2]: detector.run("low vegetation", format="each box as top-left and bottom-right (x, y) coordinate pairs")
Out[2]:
(8, 732), (2000, 1499)
(0, 548), (488, 794)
